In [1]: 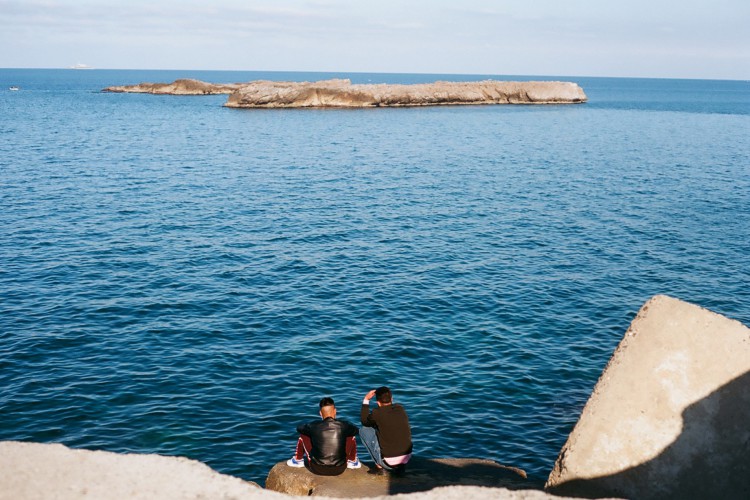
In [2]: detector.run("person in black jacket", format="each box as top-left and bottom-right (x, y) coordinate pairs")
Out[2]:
(360, 386), (413, 475)
(287, 397), (361, 475)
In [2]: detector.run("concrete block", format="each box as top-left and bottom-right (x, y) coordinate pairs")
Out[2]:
(546, 295), (750, 499)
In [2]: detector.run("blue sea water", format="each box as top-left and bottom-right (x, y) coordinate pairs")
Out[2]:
(1, 69), (749, 486)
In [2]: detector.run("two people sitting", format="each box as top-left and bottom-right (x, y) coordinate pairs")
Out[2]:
(287, 386), (413, 476)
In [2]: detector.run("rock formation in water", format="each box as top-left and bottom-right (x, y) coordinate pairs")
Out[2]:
(265, 457), (529, 497)
(103, 78), (242, 95)
(224, 79), (587, 108)
(545, 295), (750, 500)
(102, 78), (587, 106)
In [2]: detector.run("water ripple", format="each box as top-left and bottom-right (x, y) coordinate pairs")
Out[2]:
(1, 70), (749, 484)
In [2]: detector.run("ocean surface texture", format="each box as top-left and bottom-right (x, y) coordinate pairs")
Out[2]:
(1, 69), (749, 485)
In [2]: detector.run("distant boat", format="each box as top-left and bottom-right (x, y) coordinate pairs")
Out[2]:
(70, 63), (94, 70)
(9, 86), (20, 91)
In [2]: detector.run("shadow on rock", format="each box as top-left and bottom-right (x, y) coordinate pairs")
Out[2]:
(385, 457), (532, 495)
(546, 370), (750, 500)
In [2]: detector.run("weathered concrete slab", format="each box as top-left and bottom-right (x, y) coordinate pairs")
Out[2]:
(546, 295), (750, 499)
(0, 441), (582, 499)
(0, 441), (266, 500)
(266, 457), (530, 497)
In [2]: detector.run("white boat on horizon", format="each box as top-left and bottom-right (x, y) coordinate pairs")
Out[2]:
(70, 63), (94, 70)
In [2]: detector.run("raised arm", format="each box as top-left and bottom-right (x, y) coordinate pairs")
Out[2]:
(360, 389), (377, 426)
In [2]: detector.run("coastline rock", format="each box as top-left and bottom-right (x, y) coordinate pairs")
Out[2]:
(0, 441), (266, 499)
(545, 295), (750, 499)
(0, 441), (577, 499)
(224, 79), (587, 108)
(103, 78), (242, 95)
(265, 457), (530, 497)
(364, 487), (584, 500)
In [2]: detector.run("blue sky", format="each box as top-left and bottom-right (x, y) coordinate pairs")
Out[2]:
(1, 0), (748, 79)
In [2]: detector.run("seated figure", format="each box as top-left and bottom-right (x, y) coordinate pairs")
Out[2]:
(360, 386), (413, 475)
(287, 397), (361, 475)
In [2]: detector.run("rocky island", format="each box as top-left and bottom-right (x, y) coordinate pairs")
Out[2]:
(103, 78), (242, 95)
(103, 78), (587, 107)
(223, 79), (587, 108)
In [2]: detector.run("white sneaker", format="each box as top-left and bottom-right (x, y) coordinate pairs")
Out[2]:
(347, 458), (362, 469)
(286, 457), (305, 467)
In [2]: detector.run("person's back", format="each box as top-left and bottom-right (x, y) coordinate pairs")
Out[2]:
(288, 397), (361, 475)
(363, 402), (412, 458)
(360, 386), (413, 474)
(297, 417), (358, 474)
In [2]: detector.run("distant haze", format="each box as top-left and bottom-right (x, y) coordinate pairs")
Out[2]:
(1, 0), (748, 80)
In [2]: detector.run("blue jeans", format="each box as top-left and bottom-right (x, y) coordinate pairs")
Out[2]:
(359, 426), (394, 471)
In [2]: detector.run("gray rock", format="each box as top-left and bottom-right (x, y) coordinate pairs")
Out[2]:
(0, 441), (265, 499)
(265, 457), (530, 497)
(0, 441), (577, 499)
(545, 295), (750, 499)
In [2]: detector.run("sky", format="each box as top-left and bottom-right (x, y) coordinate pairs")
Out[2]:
(1, 0), (748, 79)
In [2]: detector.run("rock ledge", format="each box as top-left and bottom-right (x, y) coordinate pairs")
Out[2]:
(0, 441), (263, 499)
(0, 441), (566, 499)
(266, 457), (531, 497)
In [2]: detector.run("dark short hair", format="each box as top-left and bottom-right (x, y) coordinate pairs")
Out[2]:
(375, 386), (392, 404)
(319, 397), (335, 409)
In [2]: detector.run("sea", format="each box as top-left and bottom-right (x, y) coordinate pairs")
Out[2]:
(1, 69), (748, 486)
